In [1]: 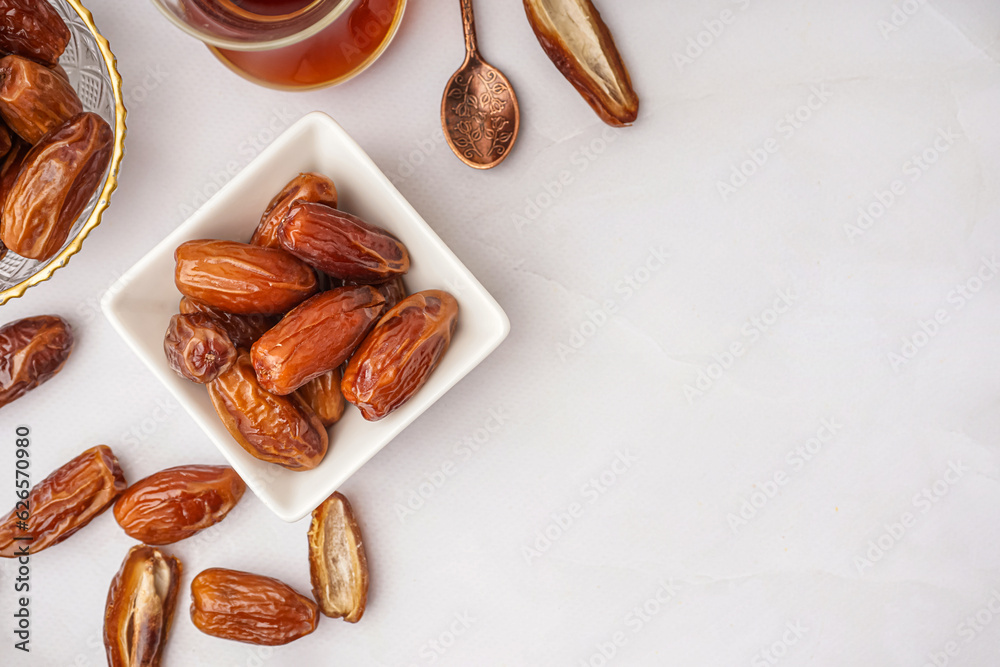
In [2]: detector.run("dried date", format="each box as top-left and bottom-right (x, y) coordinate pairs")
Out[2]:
(190, 568), (319, 646)
(163, 313), (237, 384)
(342, 290), (459, 421)
(297, 368), (345, 427)
(251, 172), (337, 249)
(523, 0), (639, 127)
(0, 0), (71, 67)
(0, 314), (73, 409)
(0, 55), (83, 144)
(0, 444), (126, 557)
(278, 201), (409, 282)
(251, 285), (385, 395)
(207, 350), (328, 470)
(174, 240), (318, 315)
(1, 112), (114, 261)
(114, 465), (246, 545)
(308, 492), (368, 622)
(178, 297), (277, 348)
(103, 545), (182, 667)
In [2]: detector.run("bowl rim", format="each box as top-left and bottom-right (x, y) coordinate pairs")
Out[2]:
(0, 0), (128, 306)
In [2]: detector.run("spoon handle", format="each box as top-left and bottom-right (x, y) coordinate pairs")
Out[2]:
(460, 0), (478, 57)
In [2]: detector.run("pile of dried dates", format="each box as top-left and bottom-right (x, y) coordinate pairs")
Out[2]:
(167, 172), (460, 470)
(0, 0), (114, 262)
(0, 442), (369, 657)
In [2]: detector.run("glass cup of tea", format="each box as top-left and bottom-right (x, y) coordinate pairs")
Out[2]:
(150, 0), (406, 90)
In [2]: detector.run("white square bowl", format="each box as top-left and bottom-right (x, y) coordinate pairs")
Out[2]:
(101, 111), (510, 522)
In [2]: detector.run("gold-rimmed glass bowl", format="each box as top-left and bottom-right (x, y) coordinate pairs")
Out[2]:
(0, 0), (127, 305)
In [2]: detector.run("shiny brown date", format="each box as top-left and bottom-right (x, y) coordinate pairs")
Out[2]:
(190, 568), (319, 646)
(297, 368), (346, 427)
(115, 465), (247, 545)
(0, 55), (83, 144)
(174, 240), (318, 315)
(278, 201), (410, 282)
(208, 351), (328, 470)
(251, 172), (337, 249)
(0, 314), (73, 409)
(103, 545), (182, 667)
(1, 112), (114, 261)
(0, 445), (126, 557)
(163, 313), (237, 384)
(308, 492), (368, 622)
(114, 465), (246, 545)
(343, 291), (459, 421)
(0, 0), (71, 67)
(178, 297), (277, 348)
(251, 285), (385, 395)
(523, 0), (638, 127)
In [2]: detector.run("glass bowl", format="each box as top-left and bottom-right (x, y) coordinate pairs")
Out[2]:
(0, 0), (127, 305)
(148, 0), (407, 90)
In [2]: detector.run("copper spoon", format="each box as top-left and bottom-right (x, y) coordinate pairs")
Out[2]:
(441, 0), (520, 169)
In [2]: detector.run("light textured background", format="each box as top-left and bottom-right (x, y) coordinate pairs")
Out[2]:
(3, 0), (1000, 665)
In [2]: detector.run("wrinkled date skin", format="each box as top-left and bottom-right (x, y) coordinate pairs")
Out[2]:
(174, 240), (318, 315)
(208, 351), (328, 470)
(1, 112), (114, 261)
(251, 285), (385, 396)
(278, 201), (410, 282)
(103, 545), (182, 667)
(308, 492), (369, 622)
(0, 445), (126, 557)
(0, 55), (83, 144)
(0, 0), (71, 67)
(114, 465), (246, 545)
(190, 568), (319, 646)
(297, 368), (346, 427)
(163, 313), (237, 384)
(343, 291), (459, 421)
(251, 172), (337, 249)
(0, 314), (73, 409)
(178, 297), (277, 348)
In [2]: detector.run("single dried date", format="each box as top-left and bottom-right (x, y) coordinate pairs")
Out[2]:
(103, 545), (182, 667)
(0, 0), (71, 67)
(0, 314), (73, 409)
(0, 135), (30, 205)
(342, 290), (459, 420)
(308, 492), (368, 622)
(0, 55), (83, 144)
(163, 313), (237, 384)
(251, 285), (385, 396)
(1, 112), (114, 261)
(114, 465), (246, 545)
(278, 201), (410, 282)
(0, 445), (126, 557)
(208, 350), (328, 470)
(174, 240), (318, 315)
(523, 0), (639, 127)
(178, 297), (277, 348)
(297, 368), (345, 427)
(251, 173), (337, 249)
(190, 568), (319, 646)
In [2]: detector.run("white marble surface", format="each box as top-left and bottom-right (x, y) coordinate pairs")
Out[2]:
(3, 0), (1000, 665)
